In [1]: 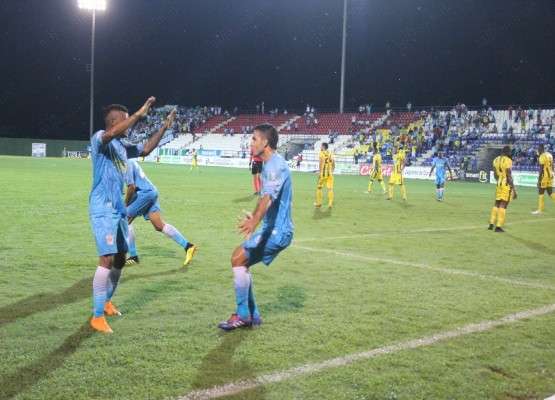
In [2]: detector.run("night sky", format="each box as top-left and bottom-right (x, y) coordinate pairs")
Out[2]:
(1, 0), (554, 140)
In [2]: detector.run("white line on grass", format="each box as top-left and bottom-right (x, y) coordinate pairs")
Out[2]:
(294, 245), (555, 291)
(178, 303), (555, 400)
(294, 217), (555, 243)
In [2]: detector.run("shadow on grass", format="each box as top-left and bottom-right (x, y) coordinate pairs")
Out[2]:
(231, 194), (257, 204)
(0, 267), (184, 327)
(312, 207), (332, 220)
(264, 285), (306, 313)
(0, 322), (93, 400)
(505, 233), (554, 256)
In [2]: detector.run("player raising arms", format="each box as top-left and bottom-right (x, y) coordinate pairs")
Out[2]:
(387, 146), (407, 201)
(218, 124), (294, 331)
(489, 146), (517, 232)
(428, 151), (453, 201)
(124, 159), (197, 266)
(367, 142), (386, 195)
(532, 144), (554, 214)
(89, 97), (173, 334)
(315, 142), (335, 208)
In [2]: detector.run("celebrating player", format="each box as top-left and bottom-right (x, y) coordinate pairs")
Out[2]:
(315, 142), (335, 208)
(367, 142), (386, 195)
(125, 159), (197, 266)
(488, 146), (517, 232)
(532, 144), (554, 214)
(218, 124), (294, 331)
(387, 146), (407, 201)
(89, 97), (173, 334)
(428, 151), (453, 201)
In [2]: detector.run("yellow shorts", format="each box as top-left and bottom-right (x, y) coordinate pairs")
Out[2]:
(540, 177), (553, 189)
(389, 173), (404, 185)
(370, 170), (383, 181)
(495, 184), (512, 202)
(317, 175), (334, 190)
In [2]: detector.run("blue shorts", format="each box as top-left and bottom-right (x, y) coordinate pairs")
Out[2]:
(435, 176), (446, 186)
(242, 229), (293, 266)
(90, 211), (129, 256)
(127, 190), (160, 220)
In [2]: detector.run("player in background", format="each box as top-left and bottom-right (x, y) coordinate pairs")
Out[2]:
(532, 144), (554, 214)
(89, 97), (174, 333)
(124, 159), (197, 266)
(387, 146), (407, 201)
(489, 146), (517, 232)
(367, 142), (386, 195)
(250, 152), (263, 195)
(218, 124), (293, 331)
(190, 148), (199, 171)
(315, 142), (335, 208)
(428, 151), (453, 201)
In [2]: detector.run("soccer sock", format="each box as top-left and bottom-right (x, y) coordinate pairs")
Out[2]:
(368, 180), (373, 192)
(92, 266), (110, 317)
(327, 189), (334, 207)
(233, 266), (251, 320)
(127, 224), (138, 257)
(538, 194), (545, 211)
(380, 181), (386, 193)
(489, 207), (498, 225)
(497, 208), (506, 227)
(436, 188), (440, 200)
(400, 185), (407, 200)
(439, 188), (444, 200)
(162, 224), (189, 248)
(106, 267), (122, 301)
(316, 188), (323, 205)
(247, 271), (260, 319)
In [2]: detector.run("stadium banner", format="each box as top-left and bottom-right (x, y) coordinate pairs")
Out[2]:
(359, 163), (393, 177)
(463, 170), (489, 183)
(400, 166), (435, 181)
(488, 170), (554, 188)
(31, 143), (46, 157)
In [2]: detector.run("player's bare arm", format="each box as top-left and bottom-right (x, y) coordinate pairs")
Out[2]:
(507, 169), (517, 200)
(142, 108), (177, 156)
(238, 194), (272, 238)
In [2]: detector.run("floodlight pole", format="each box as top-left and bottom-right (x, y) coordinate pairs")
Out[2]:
(89, 8), (96, 135)
(339, 0), (348, 114)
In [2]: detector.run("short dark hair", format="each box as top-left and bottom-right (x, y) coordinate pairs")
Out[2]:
(502, 145), (511, 156)
(103, 104), (129, 119)
(253, 124), (279, 150)
(321, 142), (329, 150)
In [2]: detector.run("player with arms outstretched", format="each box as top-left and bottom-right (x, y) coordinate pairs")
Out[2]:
(315, 142), (335, 208)
(428, 151), (453, 201)
(367, 142), (386, 195)
(124, 159), (197, 266)
(489, 146), (517, 232)
(218, 124), (294, 331)
(89, 97), (174, 333)
(532, 144), (554, 214)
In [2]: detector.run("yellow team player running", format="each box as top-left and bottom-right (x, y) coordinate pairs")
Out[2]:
(489, 146), (517, 232)
(315, 142), (335, 208)
(368, 142), (386, 194)
(387, 146), (407, 201)
(532, 143), (554, 214)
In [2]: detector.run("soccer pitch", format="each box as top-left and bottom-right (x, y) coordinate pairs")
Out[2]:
(1, 156), (555, 400)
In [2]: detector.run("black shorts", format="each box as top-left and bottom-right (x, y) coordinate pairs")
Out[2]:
(251, 161), (263, 175)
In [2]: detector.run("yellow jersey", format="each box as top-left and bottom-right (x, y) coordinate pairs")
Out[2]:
(539, 152), (554, 180)
(493, 155), (512, 187)
(393, 152), (405, 175)
(319, 150), (334, 178)
(372, 153), (382, 173)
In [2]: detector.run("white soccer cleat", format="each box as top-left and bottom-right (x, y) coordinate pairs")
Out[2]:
(531, 210), (542, 215)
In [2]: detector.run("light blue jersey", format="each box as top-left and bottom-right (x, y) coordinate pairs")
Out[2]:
(126, 159), (157, 192)
(243, 153), (294, 266)
(125, 159), (161, 220)
(432, 156), (448, 184)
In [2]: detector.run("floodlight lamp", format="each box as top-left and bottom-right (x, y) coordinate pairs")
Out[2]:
(78, 0), (106, 11)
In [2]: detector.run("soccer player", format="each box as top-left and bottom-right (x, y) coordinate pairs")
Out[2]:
(190, 148), (199, 171)
(250, 152), (263, 195)
(218, 124), (293, 331)
(367, 142), (386, 195)
(315, 142), (335, 208)
(124, 159), (197, 266)
(387, 146), (407, 201)
(428, 151), (453, 201)
(532, 144), (554, 214)
(89, 97), (175, 334)
(489, 146), (517, 232)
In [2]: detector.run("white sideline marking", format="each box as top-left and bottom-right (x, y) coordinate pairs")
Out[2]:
(295, 245), (555, 291)
(178, 303), (555, 400)
(544, 395), (555, 400)
(294, 217), (555, 243)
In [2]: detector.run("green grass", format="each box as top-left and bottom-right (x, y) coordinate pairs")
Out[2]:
(1, 155), (554, 400)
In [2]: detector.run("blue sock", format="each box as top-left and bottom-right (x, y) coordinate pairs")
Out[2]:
(248, 271), (260, 319)
(92, 266), (110, 317)
(128, 224), (138, 257)
(233, 266), (251, 320)
(162, 224), (189, 248)
(106, 267), (122, 301)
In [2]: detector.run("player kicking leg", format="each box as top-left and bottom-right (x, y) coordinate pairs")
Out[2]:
(219, 124), (294, 331)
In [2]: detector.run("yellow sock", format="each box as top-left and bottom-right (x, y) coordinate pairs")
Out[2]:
(538, 194), (545, 211)
(328, 190), (334, 207)
(388, 184), (394, 199)
(400, 184), (407, 200)
(497, 208), (506, 227)
(368, 181), (373, 192)
(380, 181), (386, 193)
(489, 207), (498, 225)
(315, 188), (323, 206)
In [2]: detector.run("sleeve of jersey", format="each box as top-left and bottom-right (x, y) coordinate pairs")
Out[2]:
(91, 131), (104, 151)
(261, 165), (286, 201)
(125, 163), (135, 186)
(124, 143), (145, 159)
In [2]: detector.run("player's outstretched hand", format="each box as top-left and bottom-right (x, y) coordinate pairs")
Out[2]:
(238, 210), (255, 238)
(138, 96), (156, 118)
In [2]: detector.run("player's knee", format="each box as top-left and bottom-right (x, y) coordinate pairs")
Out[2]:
(231, 247), (247, 267)
(154, 223), (164, 232)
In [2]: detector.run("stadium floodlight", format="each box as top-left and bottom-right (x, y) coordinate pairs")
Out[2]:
(78, 0), (106, 11)
(78, 0), (106, 135)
